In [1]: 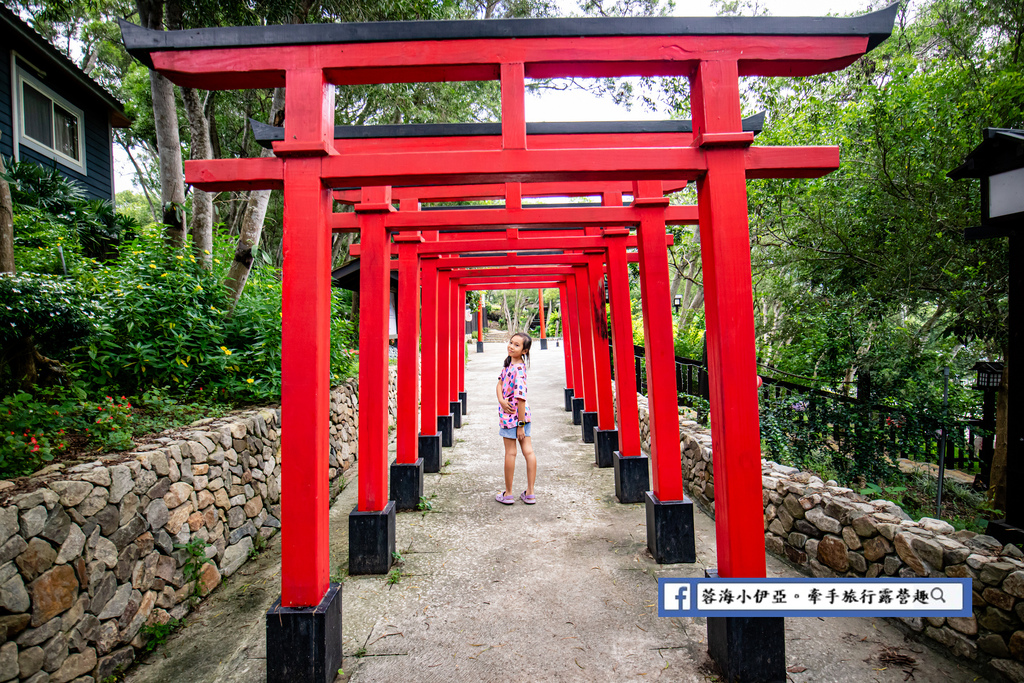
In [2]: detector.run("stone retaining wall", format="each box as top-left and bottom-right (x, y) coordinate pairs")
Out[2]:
(0, 370), (395, 682)
(636, 395), (1024, 683)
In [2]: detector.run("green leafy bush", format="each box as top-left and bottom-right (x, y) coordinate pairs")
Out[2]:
(4, 159), (129, 261)
(0, 164), (359, 475)
(0, 274), (95, 389)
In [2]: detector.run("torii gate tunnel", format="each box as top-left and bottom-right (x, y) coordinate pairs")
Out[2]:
(123, 7), (896, 681)
(337, 176), (690, 501)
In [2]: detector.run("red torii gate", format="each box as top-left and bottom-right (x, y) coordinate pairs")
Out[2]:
(123, 8), (896, 681)
(351, 217), (673, 491)
(339, 175), (686, 479)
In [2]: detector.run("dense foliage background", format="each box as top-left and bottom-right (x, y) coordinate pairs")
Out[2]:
(0, 159), (357, 476)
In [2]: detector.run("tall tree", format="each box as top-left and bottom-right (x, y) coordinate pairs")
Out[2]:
(224, 88), (285, 307)
(182, 87), (214, 267)
(0, 145), (14, 275)
(137, 0), (186, 246)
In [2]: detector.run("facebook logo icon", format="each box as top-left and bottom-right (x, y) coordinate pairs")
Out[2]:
(660, 580), (691, 615)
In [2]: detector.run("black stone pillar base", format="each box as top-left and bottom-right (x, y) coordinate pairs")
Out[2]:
(540, 338), (548, 350)
(476, 341), (484, 353)
(419, 434), (441, 473)
(613, 452), (649, 504)
(706, 568), (786, 683)
(459, 391), (468, 416)
(581, 411), (598, 443)
(594, 428), (618, 468)
(645, 491), (695, 564)
(564, 388), (574, 412)
(572, 397), (585, 425)
(438, 414), (454, 447)
(450, 400), (462, 428)
(348, 501), (396, 575)
(987, 519), (1024, 546)
(266, 583), (342, 683)
(390, 459), (423, 511)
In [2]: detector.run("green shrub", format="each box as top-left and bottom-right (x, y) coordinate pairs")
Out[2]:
(4, 159), (130, 261)
(0, 274), (96, 390)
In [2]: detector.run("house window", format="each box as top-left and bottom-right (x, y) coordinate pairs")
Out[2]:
(16, 68), (86, 173)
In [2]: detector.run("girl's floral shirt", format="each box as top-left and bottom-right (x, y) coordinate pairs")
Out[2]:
(498, 362), (530, 429)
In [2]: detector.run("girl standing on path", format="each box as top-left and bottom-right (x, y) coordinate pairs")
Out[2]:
(495, 332), (537, 505)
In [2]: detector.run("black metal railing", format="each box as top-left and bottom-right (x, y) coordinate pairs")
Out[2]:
(626, 344), (980, 474)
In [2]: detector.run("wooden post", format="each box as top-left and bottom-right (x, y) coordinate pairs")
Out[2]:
(420, 258), (439, 436)
(355, 185), (393, 514)
(458, 284), (468, 414)
(691, 59), (765, 579)
(588, 252), (615, 432)
(605, 227), (642, 456)
(632, 181), (684, 501)
(279, 158), (332, 607)
(395, 223), (422, 465)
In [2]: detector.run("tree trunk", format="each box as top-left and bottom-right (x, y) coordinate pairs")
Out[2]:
(989, 354), (1009, 514)
(0, 146), (14, 274)
(206, 91), (222, 161)
(118, 137), (158, 223)
(182, 86), (214, 268)
(5, 335), (65, 390)
(138, 0), (187, 247)
(223, 88), (286, 307)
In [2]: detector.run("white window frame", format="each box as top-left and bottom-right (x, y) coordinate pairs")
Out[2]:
(14, 66), (87, 174)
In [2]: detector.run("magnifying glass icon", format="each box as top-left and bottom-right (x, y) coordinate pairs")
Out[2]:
(931, 588), (946, 603)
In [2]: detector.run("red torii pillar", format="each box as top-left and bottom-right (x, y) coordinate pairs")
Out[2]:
(419, 250), (443, 474)
(390, 209), (425, 511)
(559, 283), (575, 411)
(603, 221), (648, 503)
(583, 244), (617, 457)
(457, 283), (468, 416)
(447, 279), (464, 429)
(564, 269), (590, 428)
(436, 268), (455, 446)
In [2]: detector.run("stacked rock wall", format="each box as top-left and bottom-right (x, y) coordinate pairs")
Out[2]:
(0, 370), (395, 682)
(636, 395), (1024, 682)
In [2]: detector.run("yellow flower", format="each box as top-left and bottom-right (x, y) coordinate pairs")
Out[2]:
(149, 264), (156, 269)
(176, 255), (184, 260)
(246, 378), (254, 384)
(160, 273), (167, 277)
(220, 346), (232, 356)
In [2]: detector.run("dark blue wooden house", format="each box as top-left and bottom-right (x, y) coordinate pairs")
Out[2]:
(0, 4), (130, 201)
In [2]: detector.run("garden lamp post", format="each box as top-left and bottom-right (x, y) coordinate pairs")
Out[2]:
(673, 293), (682, 313)
(949, 128), (1023, 544)
(971, 361), (1003, 491)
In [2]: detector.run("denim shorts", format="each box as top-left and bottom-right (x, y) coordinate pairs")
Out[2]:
(499, 422), (531, 439)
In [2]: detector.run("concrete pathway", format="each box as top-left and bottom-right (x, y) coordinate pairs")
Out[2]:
(125, 342), (983, 683)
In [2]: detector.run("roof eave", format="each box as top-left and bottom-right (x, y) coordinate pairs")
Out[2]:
(121, 4), (898, 63)
(1, 7), (130, 126)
